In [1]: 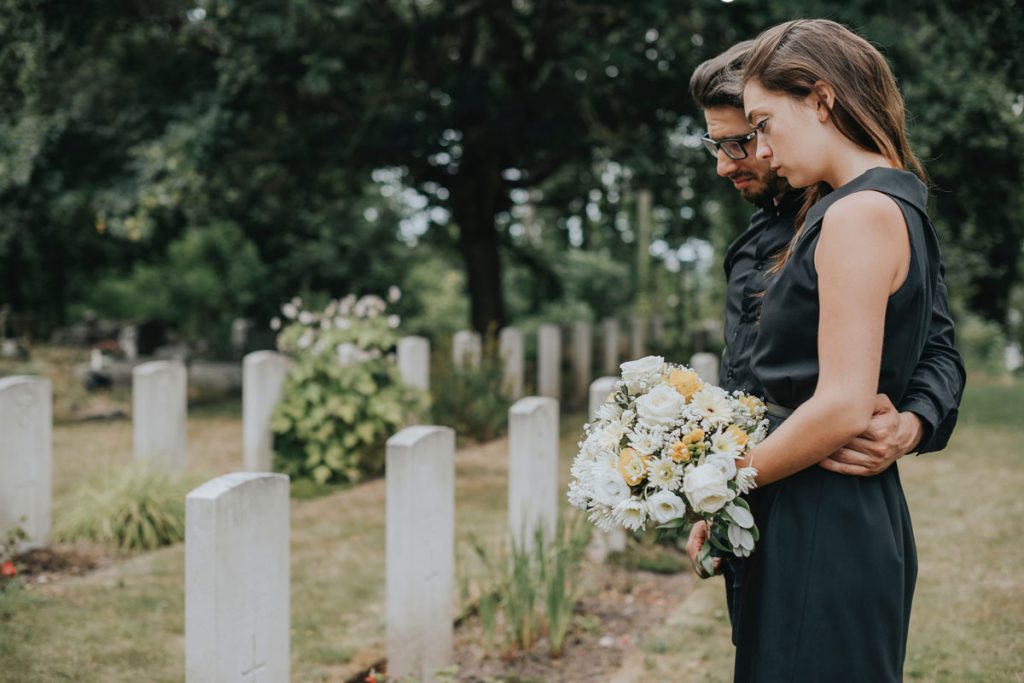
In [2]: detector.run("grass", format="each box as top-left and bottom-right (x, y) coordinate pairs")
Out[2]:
(613, 375), (1024, 682)
(2, 373), (1022, 681)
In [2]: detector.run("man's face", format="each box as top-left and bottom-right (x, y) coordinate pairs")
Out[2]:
(703, 106), (787, 206)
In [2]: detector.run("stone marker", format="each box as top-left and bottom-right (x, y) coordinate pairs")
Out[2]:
(690, 352), (720, 386)
(572, 321), (592, 405)
(601, 318), (620, 375)
(499, 327), (524, 400)
(508, 397), (559, 551)
(537, 324), (561, 400)
(132, 360), (187, 471)
(452, 330), (481, 371)
(186, 472), (290, 683)
(397, 336), (431, 392)
(0, 376), (52, 550)
(629, 315), (646, 361)
(243, 352), (292, 472)
(387, 426), (455, 683)
(586, 377), (627, 562)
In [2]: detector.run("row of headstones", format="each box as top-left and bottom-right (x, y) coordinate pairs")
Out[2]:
(183, 381), (618, 683)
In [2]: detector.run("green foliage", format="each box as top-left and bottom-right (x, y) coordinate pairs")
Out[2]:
(52, 465), (194, 551)
(429, 335), (510, 444)
(270, 294), (429, 486)
(956, 311), (1009, 376)
(398, 257), (471, 340)
(80, 222), (268, 355)
(465, 514), (591, 658)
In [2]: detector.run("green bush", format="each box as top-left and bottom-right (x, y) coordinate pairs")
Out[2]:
(957, 311), (1008, 376)
(429, 334), (511, 444)
(53, 465), (195, 551)
(270, 294), (429, 485)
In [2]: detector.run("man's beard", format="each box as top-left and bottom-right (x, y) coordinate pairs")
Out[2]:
(736, 169), (789, 209)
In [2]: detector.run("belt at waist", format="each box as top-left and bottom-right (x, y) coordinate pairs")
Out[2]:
(765, 402), (794, 420)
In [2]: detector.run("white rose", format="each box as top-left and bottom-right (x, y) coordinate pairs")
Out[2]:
(635, 384), (686, 428)
(620, 355), (665, 384)
(682, 463), (736, 513)
(592, 468), (631, 507)
(646, 490), (687, 524)
(705, 451), (737, 480)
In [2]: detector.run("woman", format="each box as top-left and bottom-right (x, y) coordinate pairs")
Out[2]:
(710, 19), (946, 681)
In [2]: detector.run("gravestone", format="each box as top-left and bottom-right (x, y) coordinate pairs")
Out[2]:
(397, 336), (431, 392)
(452, 330), (481, 371)
(629, 315), (646, 361)
(386, 426), (455, 683)
(243, 352), (292, 472)
(0, 376), (52, 550)
(132, 360), (187, 471)
(508, 397), (559, 551)
(572, 321), (592, 405)
(186, 472), (290, 683)
(690, 352), (720, 386)
(498, 327), (524, 400)
(537, 324), (561, 400)
(601, 318), (620, 375)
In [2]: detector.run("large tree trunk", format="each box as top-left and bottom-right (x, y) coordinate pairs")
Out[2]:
(450, 165), (507, 335)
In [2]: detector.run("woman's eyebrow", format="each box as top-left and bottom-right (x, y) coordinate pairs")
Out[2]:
(745, 109), (764, 125)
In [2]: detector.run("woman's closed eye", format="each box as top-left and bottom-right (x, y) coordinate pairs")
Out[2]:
(754, 118), (769, 134)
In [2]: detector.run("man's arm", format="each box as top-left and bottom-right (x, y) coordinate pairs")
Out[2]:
(897, 260), (965, 454)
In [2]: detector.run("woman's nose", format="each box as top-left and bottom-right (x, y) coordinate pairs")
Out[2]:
(755, 138), (772, 161)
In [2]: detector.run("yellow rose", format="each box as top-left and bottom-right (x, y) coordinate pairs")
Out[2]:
(667, 369), (704, 401)
(617, 447), (647, 486)
(726, 424), (749, 447)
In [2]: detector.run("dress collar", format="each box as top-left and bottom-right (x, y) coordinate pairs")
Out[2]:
(804, 167), (928, 229)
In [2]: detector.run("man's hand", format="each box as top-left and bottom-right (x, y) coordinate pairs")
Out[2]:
(685, 520), (722, 578)
(819, 393), (923, 476)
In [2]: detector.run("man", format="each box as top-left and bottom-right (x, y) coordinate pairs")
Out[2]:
(683, 41), (966, 621)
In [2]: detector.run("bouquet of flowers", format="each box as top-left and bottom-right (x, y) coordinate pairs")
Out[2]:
(567, 355), (768, 576)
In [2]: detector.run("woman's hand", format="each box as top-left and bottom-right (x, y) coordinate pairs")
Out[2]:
(685, 520), (722, 578)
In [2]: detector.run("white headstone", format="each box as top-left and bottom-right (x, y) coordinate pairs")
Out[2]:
(572, 321), (592, 405)
(231, 319), (250, 353)
(690, 352), (720, 386)
(387, 426), (455, 683)
(499, 327), (524, 399)
(397, 336), (431, 392)
(118, 325), (139, 360)
(90, 348), (105, 371)
(452, 330), (481, 371)
(601, 318), (620, 375)
(586, 376), (627, 561)
(186, 472), (290, 683)
(243, 352), (292, 472)
(629, 315), (646, 361)
(537, 324), (561, 400)
(132, 360), (187, 471)
(508, 397), (559, 551)
(0, 376), (52, 550)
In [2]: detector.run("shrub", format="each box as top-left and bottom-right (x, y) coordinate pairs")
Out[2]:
(429, 334), (511, 444)
(957, 311), (1009, 376)
(53, 465), (194, 551)
(270, 293), (429, 485)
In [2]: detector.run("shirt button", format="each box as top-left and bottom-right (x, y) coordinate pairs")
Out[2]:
(727, 370), (735, 379)
(754, 261), (765, 271)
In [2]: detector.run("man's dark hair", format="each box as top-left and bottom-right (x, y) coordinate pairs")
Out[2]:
(689, 40), (754, 109)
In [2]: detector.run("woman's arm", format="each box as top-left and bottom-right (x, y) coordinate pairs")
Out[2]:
(739, 190), (910, 486)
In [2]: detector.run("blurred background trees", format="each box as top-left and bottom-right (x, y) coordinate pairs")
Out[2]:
(2, 0), (1022, 366)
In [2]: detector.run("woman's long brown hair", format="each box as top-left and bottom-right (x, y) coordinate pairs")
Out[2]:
(741, 19), (926, 271)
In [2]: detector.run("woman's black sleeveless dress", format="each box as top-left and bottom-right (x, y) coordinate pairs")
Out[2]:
(731, 168), (942, 682)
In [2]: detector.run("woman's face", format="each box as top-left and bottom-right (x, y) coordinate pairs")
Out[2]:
(743, 79), (830, 188)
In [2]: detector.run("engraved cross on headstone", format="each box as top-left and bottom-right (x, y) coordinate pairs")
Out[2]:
(241, 633), (267, 683)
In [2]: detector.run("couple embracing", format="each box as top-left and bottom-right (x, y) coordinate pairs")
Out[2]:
(681, 19), (965, 682)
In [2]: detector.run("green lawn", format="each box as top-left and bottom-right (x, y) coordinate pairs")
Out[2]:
(2, 378), (1023, 681)
(616, 376), (1024, 682)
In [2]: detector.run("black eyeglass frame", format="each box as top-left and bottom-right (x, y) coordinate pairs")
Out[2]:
(701, 130), (757, 161)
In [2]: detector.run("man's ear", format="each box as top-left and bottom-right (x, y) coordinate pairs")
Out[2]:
(811, 80), (837, 122)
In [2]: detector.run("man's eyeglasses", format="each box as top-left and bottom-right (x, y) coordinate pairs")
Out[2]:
(701, 131), (756, 161)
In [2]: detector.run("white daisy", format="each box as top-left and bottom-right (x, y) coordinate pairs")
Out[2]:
(692, 387), (735, 427)
(647, 456), (683, 490)
(628, 425), (665, 456)
(613, 498), (648, 531)
(735, 466), (759, 494)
